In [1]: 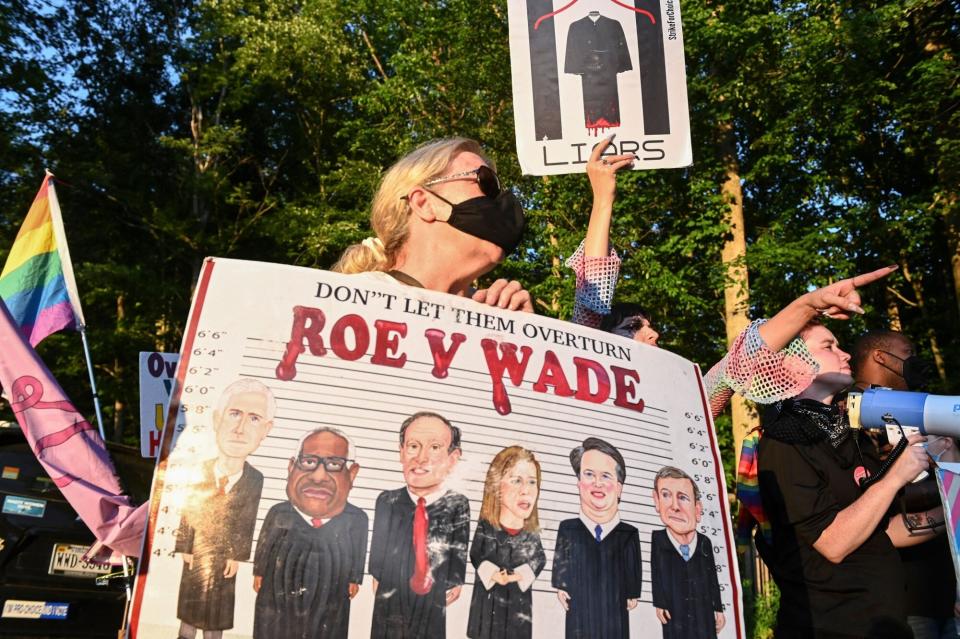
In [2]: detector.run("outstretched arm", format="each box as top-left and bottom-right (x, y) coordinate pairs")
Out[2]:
(758, 265), (897, 351)
(704, 266), (898, 416)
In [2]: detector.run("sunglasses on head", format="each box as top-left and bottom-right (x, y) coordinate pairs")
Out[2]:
(423, 165), (501, 199)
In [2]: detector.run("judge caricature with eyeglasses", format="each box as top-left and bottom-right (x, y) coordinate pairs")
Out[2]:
(252, 427), (368, 639)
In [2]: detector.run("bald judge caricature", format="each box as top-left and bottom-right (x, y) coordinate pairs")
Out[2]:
(368, 411), (470, 639)
(552, 437), (642, 639)
(253, 427), (368, 639)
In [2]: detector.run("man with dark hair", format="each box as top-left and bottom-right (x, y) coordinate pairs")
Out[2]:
(175, 379), (275, 639)
(253, 427), (367, 639)
(368, 411), (470, 639)
(851, 330), (932, 393)
(851, 330), (953, 638)
(552, 437), (642, 638)
(650, 466), (725, 639)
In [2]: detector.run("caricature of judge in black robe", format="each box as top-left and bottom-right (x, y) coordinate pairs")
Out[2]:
(175, 379), (274, 638)
(564, 13), (633, 132)
(650, 466), (725, 638)
(176, 460), (263, 633)
(467, 446), (547, 639)
(552, 438), (642, 639)
(368, 412), (470, 639)
(650, 530), (723, 639)
(253, 427), (367, 639)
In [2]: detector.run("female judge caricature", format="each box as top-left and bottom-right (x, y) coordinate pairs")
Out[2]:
(467, 446), (547, 639)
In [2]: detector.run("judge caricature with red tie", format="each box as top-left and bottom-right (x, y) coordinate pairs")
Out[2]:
(368, 411), (470, 639)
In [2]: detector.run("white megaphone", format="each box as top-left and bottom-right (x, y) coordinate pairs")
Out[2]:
(848, 388), (960, 438)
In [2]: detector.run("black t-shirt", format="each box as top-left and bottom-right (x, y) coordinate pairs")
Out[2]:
(757, 430), (910, 638)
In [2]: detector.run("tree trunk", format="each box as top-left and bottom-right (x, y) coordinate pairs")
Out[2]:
(718, 120), (759, 468)
(883, 286), (902, 332)
(536, 220), (563, 316)
(900, 259), (947, 383)
(943, 196), (960, 323)
(113, 294), (125, 441)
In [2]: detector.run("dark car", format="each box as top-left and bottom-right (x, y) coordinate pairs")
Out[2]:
(0, 426), (153, 638)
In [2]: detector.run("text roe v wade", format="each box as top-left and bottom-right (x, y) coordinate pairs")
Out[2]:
(277, 281), (649, 416)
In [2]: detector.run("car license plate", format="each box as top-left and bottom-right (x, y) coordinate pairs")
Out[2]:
(48, 544), (111, 578)
(2, 600), (69, 619)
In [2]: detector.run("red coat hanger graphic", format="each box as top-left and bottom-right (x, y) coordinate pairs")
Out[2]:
(534, 0), (657, 30)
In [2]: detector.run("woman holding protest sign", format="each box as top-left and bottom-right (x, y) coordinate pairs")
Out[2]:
(333, 137), (533, 312)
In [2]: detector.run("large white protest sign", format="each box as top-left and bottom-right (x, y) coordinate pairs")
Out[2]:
(508, 0), (692, 174)
(139, 352), (179, 457)
(129, 258), (743, 639)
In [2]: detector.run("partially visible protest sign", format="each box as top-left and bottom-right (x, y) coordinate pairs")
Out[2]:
(129, 258), (743, 639)
(508, 0), (692, 174)
(934, 461), (960, 582)
(138, 352), (179, 458)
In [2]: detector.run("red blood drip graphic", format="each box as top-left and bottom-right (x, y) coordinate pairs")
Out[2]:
(491, 382), (513, 417)
(586, 117), (621, 136)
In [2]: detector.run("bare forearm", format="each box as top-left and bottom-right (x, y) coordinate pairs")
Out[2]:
(584, 195), (614, 257)
(813, 476), (902, 563)
(886, 507), (945, 548)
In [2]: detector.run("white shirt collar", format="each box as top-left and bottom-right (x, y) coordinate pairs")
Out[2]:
(213, 462), (244, 494)
(407, 486), (447, 507)
(292, 504), (326, 527)
(666, 528), (698, 559)
(579, 511), (620, 541)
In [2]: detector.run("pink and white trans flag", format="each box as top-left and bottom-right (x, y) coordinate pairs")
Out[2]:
(0, 295), (147, 557)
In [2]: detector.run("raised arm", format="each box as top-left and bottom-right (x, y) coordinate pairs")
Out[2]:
(567, 136), (634, 328)
(705, 266), (898, 417)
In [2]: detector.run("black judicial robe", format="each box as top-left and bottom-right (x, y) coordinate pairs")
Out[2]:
(175, 460), (263, 630)
(466, 520), (546, 639)
(252, 501), (368, 639)
(368, 488), (470, 639)
(650, 530), (723, 639)
(551, 518), (642, 639)
(564, 15), (633, 130)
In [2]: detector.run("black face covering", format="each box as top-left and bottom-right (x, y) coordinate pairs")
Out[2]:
(444, 191), (526, 256)
(901, 355), (933, 390)
(879, 350), (933, 391)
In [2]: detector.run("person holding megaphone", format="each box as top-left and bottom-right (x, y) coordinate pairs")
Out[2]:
(735, 266), (947, 639)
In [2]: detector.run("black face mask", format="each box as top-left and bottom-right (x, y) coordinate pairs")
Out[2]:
(879, 350), (933, 391)
(901, 355), (933, 390)
(430, 190), (526, 255)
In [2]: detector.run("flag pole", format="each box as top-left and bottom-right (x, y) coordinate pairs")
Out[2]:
(79, 325), (107, 441)
(46, 171), (106, 441)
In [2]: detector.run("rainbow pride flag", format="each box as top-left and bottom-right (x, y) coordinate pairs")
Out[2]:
(0, 172), (85, 346)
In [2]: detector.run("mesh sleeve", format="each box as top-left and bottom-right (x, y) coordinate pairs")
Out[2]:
(565, 239), (622, 329)
(704, 318), (820, 417)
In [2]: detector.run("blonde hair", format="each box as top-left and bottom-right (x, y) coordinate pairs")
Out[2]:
(478, 446), (541, 533)
(332, 137), (495, 273)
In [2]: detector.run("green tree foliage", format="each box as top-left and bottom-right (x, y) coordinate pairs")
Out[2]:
(0, 0), (956, 450)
